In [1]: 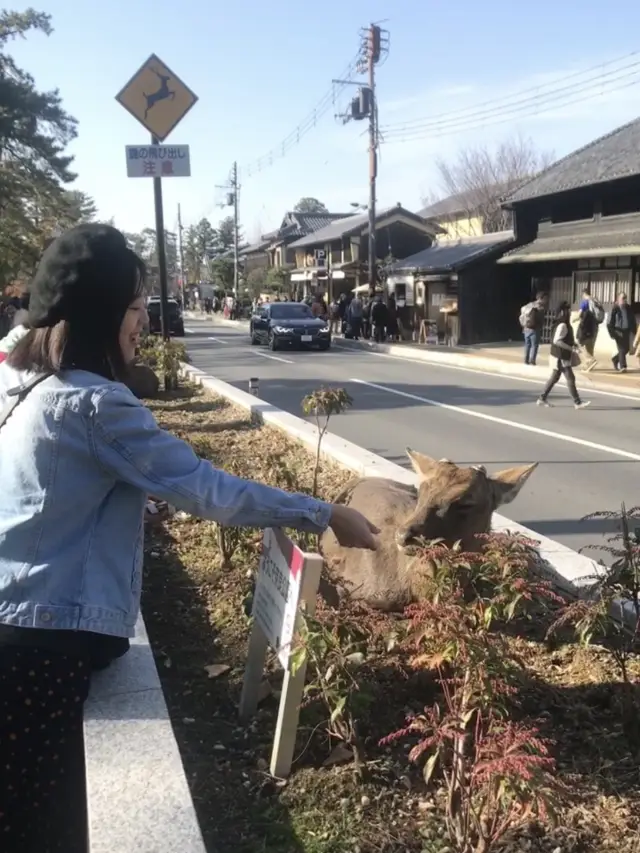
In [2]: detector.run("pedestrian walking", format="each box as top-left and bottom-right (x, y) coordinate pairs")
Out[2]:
(519, 291), (548, 365)
(576, 287), (605, 371)
(346, 294), (363, 340)
(537, 301), (590, 410)
(371, 293), (388, 343)
(607, 291), (637, 372)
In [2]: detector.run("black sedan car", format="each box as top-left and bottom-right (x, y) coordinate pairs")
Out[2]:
(147, 297), (185, 336)
(250, 302), (331, 351)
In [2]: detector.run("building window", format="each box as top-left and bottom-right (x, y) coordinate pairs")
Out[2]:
(601, 191), (640, 217)
(573, 269), (633, 305)
(550, 198), (593, 224)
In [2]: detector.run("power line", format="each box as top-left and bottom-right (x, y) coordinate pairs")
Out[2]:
(380, 51), (640, 140)
(240, 51), (363, 178)
(381, 62), (640, 144)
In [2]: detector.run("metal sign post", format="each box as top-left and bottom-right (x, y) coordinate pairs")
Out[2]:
(116, 54), (198, 388)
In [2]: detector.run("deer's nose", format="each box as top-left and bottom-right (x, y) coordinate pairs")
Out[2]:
(396, 527), (415, 548)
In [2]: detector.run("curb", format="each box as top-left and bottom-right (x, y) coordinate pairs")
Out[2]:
(84, 614), (207, 853)
(333, 337), (640, 399)
(180, 361), (611, 601)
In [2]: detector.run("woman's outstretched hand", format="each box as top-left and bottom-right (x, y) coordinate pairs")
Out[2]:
(328, 504), (379, 550)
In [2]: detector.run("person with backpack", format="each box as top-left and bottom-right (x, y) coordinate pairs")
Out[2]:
(577, 288), (605, 371)
(537, 301), (590, 410)
(519, 291), (548, 365)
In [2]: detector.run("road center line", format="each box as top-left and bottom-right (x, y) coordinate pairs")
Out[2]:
(253, 350), (294, 364)
(207, 336), (228, 344)
(350, 377), (640, 462)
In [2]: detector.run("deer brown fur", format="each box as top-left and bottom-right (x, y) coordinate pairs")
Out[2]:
(319, 449), (537, 611)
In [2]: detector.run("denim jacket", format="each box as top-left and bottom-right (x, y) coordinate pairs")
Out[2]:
(0, 366), (332, 638)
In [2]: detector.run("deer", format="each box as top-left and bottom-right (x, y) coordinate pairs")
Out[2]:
(319, 449), (538, 611)
(144, 69), (175, 118)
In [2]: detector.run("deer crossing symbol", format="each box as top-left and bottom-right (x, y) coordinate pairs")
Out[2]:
(143, 67), (175, 118)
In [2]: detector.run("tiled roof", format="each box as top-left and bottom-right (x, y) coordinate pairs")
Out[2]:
(289, 204), (433, 248)
(498, 222), (640, 263)
(418, 183), (510, 219)
(263, 211), (352, 243)
(388, 231), (515, 274)
(505, 117), (640, 205)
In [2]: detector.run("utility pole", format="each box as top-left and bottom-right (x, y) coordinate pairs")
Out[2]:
(231, 161), (240, 299)
(217, 163), (241, 298)
(366, 23), (378, 292)
(177, 203), (186, 309)
(335, 24), (388, 291)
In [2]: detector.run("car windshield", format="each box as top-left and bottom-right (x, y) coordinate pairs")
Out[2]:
(148, 300), (179, 315)
(269, 303), (314, 320)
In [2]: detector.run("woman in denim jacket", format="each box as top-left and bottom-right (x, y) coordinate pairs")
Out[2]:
(0, 224), (377, 851)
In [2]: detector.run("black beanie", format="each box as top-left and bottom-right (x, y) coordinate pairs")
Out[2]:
(28, 224), (141, 329)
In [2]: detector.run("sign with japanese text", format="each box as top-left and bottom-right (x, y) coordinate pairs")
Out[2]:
(116, 54), (198, 141)
(239, 528), (322, 778)
(125, 145), (191, 178)
(251, 528), (306, 668)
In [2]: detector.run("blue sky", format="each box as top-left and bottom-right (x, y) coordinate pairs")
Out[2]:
(11, 0), (640, 240)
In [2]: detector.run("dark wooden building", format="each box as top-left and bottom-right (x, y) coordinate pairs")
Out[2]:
(499, 117), (640, 342)
(386, 231), (516, 345)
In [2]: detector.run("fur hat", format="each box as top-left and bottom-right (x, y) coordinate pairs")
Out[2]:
(29, 224), (140, 329)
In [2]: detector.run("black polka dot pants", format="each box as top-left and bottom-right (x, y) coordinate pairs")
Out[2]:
(0, 645), (91, 852)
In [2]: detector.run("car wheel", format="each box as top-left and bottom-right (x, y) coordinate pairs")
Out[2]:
(174, 324), (185, 337)
(268, 331), (279, 351)
(250, 326), (259, 345)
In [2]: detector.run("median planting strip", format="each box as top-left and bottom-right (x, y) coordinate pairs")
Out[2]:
(84, 362), (640, 853)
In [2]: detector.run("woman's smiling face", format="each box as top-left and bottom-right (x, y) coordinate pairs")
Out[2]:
(119, 296), (148, 364)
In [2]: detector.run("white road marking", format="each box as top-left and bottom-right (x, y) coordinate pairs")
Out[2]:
(331, 342), (640, 403)
(207, 336), (228, 344)
(350, 377), (640, 462)
(184, 327), (195, 334)
(253, 350), (294, 364)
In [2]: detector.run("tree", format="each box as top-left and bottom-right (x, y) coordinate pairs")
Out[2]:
(294, 197), (328, 214)
(210, 256), (234, 291)
(58, 190), (96, 228)
(423, 135), (554, 235)
(217, 215), (238, 252)
(0, 9), (78, 286)
(246, 267), (267, 299)
(124, 228), (177, 294)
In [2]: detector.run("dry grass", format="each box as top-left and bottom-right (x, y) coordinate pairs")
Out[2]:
(142, 381), (640, 853)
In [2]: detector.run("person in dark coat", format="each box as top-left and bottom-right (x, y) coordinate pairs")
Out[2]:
(607, 291), (637, 372)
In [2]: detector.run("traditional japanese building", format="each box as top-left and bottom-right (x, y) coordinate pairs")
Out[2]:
(499, 117), (640, 341)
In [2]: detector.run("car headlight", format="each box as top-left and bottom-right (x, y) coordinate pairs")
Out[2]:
(274, 326), (295, 334)
(319, 325), (330, 333)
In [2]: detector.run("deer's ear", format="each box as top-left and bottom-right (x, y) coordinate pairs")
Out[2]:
(490, 463), (538, 507)
(406, 447), (440, 480)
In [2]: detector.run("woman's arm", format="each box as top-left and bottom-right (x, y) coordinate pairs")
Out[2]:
(91, 384), (332, 533)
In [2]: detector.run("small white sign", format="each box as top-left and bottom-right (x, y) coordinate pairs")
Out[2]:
(252, 527), (304, 668)
(239, 527), (322, 778)
(125, 144), (191, 178)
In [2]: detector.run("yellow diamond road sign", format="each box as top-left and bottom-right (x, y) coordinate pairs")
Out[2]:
(116, 54), (198, 142)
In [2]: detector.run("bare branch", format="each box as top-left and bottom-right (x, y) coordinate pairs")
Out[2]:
(421, 135), (555, 235)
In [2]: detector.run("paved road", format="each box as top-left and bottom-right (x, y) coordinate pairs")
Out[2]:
(183, 317), (640, 554)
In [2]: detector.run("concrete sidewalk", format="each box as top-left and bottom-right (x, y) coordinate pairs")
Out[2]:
(184, 311), (640, 399)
